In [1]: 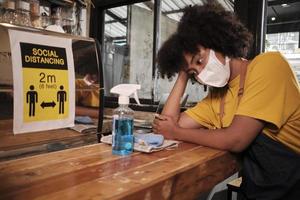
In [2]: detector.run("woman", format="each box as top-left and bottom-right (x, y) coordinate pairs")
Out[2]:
(153, 2), (300, 199)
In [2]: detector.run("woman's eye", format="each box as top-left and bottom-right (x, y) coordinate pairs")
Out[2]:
(196, 59), (203, 65)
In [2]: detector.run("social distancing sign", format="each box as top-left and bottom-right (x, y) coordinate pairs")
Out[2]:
(21, 43), (69, 122)
(9, 30), (75, 134)
(23, 68), (69, 122)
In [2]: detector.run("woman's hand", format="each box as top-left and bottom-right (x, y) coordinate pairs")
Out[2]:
(152, 114), (178, 140)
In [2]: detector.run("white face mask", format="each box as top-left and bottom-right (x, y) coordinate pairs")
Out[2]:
(195, 50), (230, 87)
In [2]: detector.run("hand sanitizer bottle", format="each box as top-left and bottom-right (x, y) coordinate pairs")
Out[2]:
(110, 84), (141, 155)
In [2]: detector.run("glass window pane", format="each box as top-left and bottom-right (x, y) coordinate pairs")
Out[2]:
(265, 1), (300, 82)
(103, 4), (154, 99)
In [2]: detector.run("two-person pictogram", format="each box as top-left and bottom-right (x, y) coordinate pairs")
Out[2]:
(26, 85), (67, 116)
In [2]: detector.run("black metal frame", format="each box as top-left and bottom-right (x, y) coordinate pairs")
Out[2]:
(95, 39), (105, 142)
(93, 0), (149, 9)
(267, 0), (299, 6)
(90, 0), (163, 110)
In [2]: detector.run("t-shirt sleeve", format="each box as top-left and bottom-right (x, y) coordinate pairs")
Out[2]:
(236, 53), (299, 130)
(185, 94), (215, 129)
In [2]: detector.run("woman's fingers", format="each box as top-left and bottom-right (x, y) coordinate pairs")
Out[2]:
(152, 119), (163, 133)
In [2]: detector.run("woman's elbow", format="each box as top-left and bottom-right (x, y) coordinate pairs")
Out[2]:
(227, 139), (250, 153)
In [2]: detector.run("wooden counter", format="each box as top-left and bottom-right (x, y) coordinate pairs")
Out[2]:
(0, 119), (111, 161)
(0, 108), (155, 161)
(0, 142), (238, 200)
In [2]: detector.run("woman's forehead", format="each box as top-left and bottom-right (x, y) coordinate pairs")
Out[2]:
(184, 48), (207, 60)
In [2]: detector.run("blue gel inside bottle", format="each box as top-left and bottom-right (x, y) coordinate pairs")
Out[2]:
(112, 117), (134, 155)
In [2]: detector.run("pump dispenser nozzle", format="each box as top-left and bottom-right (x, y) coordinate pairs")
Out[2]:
(110, 84), (141, 105)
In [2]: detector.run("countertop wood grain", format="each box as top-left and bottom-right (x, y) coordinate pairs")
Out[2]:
(0, 119), (103, 161)
(0, 142), (238, 200)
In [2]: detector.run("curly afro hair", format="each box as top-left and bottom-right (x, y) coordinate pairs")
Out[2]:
(157, 1), (253, 78)
(157, 34), (187, 79)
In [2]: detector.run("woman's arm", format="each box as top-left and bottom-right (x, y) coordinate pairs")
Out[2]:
(160, 71), (189, 122)
(153, 114), (264, 152)
(155, 71), (206, 129)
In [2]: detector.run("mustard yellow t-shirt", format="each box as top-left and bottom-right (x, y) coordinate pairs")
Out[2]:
(185, 52), (300, 154)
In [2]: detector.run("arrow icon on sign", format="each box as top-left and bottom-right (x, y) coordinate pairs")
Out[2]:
(40, 101), (56, 109)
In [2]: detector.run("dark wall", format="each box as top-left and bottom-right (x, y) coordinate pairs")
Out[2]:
(235, 0), (267, 59)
